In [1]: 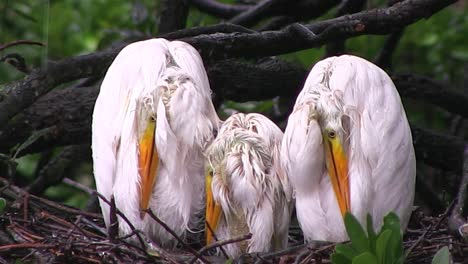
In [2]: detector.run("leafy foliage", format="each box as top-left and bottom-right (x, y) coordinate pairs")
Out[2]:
(332, 213), (454, 264)
(431, 246), (451, 264)
(331, 212), (405, 264)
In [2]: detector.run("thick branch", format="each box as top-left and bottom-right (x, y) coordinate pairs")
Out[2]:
(184, 0), (457, 60)
(158, 0), (189, 34)
(326, 0), (367, 56)
(0, 0), (454, 128)
(391, 73), (468, 118)
(0, 59), (464, 173)
(0, 50), (118, 128)
(229, 0), (286, 27)
(191, 0), (251, 19)
(192, 0), (340, 21)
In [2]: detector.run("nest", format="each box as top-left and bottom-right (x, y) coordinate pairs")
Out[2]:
(0, 178), (466, 263)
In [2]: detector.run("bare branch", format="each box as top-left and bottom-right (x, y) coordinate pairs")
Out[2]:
(391, 73), (468, 118)
(0, 40), (45, 52)
(229, 0), (286, 27)
(158, 0), (189, 34)
(191, 0), (251, 19)
(184, 0), (457, 60)
(325, 0), (367, 56)
(0, 0), (455, 128)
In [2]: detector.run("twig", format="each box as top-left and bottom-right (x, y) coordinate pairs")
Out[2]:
(0, 53), (30, 74)
(405, 200), (455, 257)
(62, 177), (95, 196)
(0, 40), (45, 52)
(191, 0), (251, 19)
(229, 0), (286, 27)
(448, 146), (468, 238)
(143, 209), (209, 263)
(194, 233), (252, 261)
(0, 243), (55, 251)
(93, 192), (147, 252)
(205, 221), (229, 259)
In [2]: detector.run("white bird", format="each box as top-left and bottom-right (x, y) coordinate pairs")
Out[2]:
(205, 113), (292, 257)
(281, 55), (416, 242)
(92, 38), (220, 246)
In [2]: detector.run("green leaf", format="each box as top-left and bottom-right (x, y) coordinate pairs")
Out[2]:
(331, 253), (352, 264)
(344, 213), (370, 253)
(351, 252), (378, 264)
(376, 230), (392, 264)
(366, 214), (377, 254)
(335, 244), (359, 260)
(431, 246), (451, 264)
(0, 198), (6, 215)
(381, 213), (404, 261)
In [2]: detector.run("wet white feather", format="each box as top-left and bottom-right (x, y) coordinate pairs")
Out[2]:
(92, 38), (220, 246)
(206, 113), (292, 257)
(282, 55), (416, 242)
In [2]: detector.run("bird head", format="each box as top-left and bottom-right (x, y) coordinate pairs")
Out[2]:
(205, 129), (273, 244)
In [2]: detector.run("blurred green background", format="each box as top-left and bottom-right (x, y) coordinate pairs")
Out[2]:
(1, 0), (467, 210)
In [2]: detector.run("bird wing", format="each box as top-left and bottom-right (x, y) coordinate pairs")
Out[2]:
(169, 41), (221, 148)
(92, 39), (168, 227)
(326, 55), (416, 229)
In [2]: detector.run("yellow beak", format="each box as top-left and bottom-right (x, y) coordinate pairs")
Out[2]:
(205, 172), (222, 245)
(138, 120), (159, 219)
(325, 136), (351, 217)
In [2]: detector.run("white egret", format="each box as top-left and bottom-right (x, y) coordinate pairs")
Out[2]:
(92, 38), (220, 246)
(281, 55), (416, 242)
(205, 113), (292, 257)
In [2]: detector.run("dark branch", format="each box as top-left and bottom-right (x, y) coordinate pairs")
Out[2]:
(0, 53), (31, 74)
(229, 0), (286, 27)
(191, 0), (251, 19)
(0, 50), (118, 128)
(26, 145), (90, 195)
(184, 0), (457, 60)
(0, 40), (45, 52)
(0, 58), (464, 173)
(192, 0), (341, 22)
(448, 146), (468, 237)
(325, 0), (367, 56)
(375, 30), (404, 71)
(0, 0), (454, 128)
(391, 73), (468, 118)
(158, 0), (189, 34)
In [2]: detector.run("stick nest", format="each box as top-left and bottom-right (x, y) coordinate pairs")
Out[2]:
(0, 179), (466, 263)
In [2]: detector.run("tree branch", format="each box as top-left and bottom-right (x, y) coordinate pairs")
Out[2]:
(325, 0), (367, 56)
(0, 59), (464, 173)
(191, 0), (251, 19)
(0, 0), (455, 128)
(184, 0), (457, 60)
(229, 0), (286, 27)
(158, 0), (189, 34)
(391, 73), (468, 118)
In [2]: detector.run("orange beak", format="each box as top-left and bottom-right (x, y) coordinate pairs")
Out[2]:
(138, 120), (159, 219)
(325, 136), (351, 217)
(205, 172), (222, 245)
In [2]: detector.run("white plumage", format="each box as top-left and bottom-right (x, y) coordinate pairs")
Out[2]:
(205, 113), (292, 257)
(92, 38), (220, 246)
(281, 55), (416, 242)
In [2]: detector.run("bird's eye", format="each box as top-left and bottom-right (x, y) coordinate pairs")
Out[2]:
(328, 130), (336, 139)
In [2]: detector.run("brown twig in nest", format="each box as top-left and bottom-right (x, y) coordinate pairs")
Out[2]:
(0, 177), (466, 263)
